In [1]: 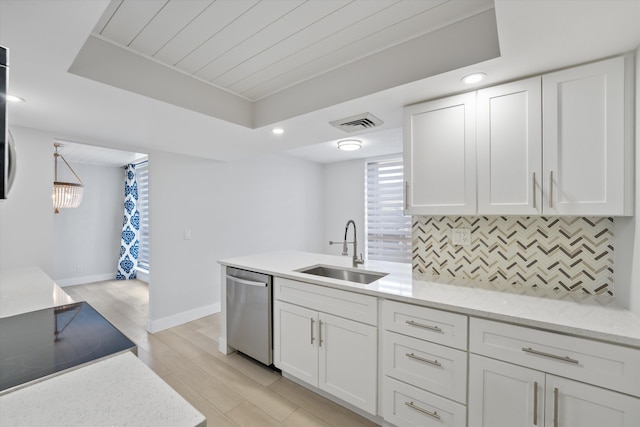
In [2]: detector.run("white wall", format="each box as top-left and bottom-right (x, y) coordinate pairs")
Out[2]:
(147, 151), (324, 332)
(632, 46), (640, 316)
(53, 162), (123, 286)
(322, 159), (366, 256)
(1, 127), (325, 332)
(613, 47), (639, 314)
(0, 126), (54, 275)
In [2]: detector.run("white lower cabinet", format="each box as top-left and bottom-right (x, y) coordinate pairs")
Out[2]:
(382, 300), (469, 426)
(469, 354), (640, 427)
(469, 354), (545, 427)
(274, 301), (318, 385)
(270, 278), (640, 426)
(469, 317), (640, 427)
(273, 284), (378, 415)
(384, 377), (467, 427)
(544, 375), (640, 427)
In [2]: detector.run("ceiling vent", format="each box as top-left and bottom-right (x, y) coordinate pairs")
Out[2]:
(330, 112), (383, 133)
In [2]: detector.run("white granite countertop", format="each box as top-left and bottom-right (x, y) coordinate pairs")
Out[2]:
(0, 267), (206, 426)
(219, 251), (640, 348)
(0, 352), (206, 427)
(0, 267), (74, 318)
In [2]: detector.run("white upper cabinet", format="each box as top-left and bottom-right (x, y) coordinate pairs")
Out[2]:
(404, 54), (633, 217)
(403, 92), (477, 215)
(542, 56), (632, 216)
(477, 77), (542, 215)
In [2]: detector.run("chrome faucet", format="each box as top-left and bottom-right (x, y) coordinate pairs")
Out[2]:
(330, 219), (364, 266)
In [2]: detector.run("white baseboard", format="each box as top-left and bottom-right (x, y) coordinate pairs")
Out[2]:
(147, 302), (221, 333)
(218, 337), (235, 355)
(135, 268), (149, 283)
(55, 273), (117, 287)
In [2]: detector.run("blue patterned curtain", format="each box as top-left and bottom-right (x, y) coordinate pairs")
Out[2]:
(116, 164), (140, 280)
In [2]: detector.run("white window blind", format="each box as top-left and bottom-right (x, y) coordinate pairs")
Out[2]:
(136, 161), (150, 271)
(365, 157), (412, 263)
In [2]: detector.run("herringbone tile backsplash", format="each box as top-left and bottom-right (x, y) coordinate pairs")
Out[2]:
(412, 216), (614, 295)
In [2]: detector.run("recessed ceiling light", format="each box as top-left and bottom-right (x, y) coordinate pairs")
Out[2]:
(6, 94), (25, 103)
(272, 127), (284, 135)
(461, 73), (486, 85)
(337, 139), (362, 151)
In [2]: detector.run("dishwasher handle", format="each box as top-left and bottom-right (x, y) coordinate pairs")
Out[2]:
(226, 275), (268, 287)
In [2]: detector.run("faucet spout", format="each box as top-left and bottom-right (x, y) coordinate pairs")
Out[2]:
(344, 220), (364, 266)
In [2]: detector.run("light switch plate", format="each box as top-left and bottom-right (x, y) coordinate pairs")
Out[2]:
(183, 228), (192, 240)
(452, 227), (471, 246)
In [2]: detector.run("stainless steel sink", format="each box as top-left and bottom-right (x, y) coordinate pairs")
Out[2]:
(297, 265), (387, 284)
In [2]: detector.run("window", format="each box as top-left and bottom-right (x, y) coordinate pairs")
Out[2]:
(365, 157), (412, 263)
(136, 161), (150, 271)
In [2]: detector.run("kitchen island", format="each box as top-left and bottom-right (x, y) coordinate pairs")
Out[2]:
(219, 251), (640, 427)
(0, 267), (206, 427)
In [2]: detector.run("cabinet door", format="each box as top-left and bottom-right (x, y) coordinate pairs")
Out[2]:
(477, 77), (542, 215)
(318, 312), (377, 414)
(545, 375), (640, 427)
(273, 301), (318, 386)
(403, 92), (476, 215)
(468, 355), (545, 427)
(542, 56), (628, 215)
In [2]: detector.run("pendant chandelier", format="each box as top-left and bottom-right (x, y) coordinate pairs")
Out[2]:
(53, 143), (84, 213)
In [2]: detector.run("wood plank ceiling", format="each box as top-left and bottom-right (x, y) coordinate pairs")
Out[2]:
(93, 0), (493, 102)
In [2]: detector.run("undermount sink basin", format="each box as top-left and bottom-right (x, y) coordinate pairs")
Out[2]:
(297, 265), (388, 285)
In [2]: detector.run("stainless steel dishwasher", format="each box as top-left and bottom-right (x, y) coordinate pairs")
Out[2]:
(226, 267), (272, 366)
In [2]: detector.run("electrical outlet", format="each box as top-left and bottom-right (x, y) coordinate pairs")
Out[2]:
(452, 227), (471, 246)
(183, 228), (192, 240)
(76, 266), (82, 273)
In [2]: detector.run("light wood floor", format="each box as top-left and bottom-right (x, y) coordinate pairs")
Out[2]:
(64, 280), (378, 427)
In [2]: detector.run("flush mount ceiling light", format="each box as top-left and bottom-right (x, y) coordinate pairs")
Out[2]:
(461, 72), (486, 84)
(272, 127), (284, 135)
(6, 94), (25, 102)
(337, 139), (362, 151)
(53, 143), (84, 213)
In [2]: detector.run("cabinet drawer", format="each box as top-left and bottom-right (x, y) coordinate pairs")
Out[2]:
(470, 318), (640, 397)
(384, 331), (467, 404)
(274, 277), (377, 326)
(382, 300), (467, 350)
(383, 377), (466, 427)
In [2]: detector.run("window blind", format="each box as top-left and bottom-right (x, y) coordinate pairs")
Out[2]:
(365, 157), (412, 263)
(136, 161), (150, 271)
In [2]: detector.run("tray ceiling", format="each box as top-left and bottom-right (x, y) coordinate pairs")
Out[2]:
(92, 0), (494, 102)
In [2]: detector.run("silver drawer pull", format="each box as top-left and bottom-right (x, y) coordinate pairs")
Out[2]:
(310, 318), (315, 344)
(553, 387), (559, 427)
(533, 381), (539, 426)
(405, 352), (442, 367)
(405, 401), (441, 420)
(522, 347), (579, 364)
(405, 320), (442, 332)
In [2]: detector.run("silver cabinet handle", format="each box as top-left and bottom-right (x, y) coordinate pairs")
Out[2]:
(404, 401), (441, 420)
(319, 319), (323, 348)
(533, 381), (539, 426)
(522, 347), (579, 364)
(532, 172), (536, 209)
(553, 387), (559, 427)
(406, 352), (442, 367)
(405, 181), (409, 210)
(549, 171), (554, 209)
(405, 320), (442, 332)
(310, 318), (315, 344)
